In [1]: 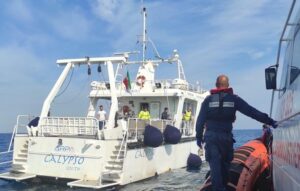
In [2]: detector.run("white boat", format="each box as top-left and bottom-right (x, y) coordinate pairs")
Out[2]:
(264, 0), (300, 190)
(0, 7), (208, 189)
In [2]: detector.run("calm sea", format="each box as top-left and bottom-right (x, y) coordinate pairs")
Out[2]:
(0, 129), (261, 191)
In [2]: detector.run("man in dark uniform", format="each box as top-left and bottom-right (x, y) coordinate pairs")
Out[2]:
(161, 107), (170, 120)
(196, 75), (277, 191)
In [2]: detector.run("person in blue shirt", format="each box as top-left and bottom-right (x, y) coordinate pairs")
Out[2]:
(196, 75), (277, 191)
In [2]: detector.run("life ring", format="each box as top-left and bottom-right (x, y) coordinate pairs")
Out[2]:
(136, 75), (146, 87)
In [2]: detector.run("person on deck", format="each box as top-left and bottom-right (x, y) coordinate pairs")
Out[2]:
(161, 107), (170, 120)
(97, 105), (107, 130)
(196, 75), (277, 191)
(182, 107), (192, 134)
(138, 107), (151, 120)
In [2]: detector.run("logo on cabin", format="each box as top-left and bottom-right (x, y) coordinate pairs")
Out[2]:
(54, 145), (75, 153)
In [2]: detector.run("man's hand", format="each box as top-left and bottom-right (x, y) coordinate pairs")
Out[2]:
(271, 120), (278, 129)
(197, 138), (203, 149)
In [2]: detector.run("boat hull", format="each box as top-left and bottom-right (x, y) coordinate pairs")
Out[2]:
(3, 136), (202, 187)
(272, 114), (300, 191)
(122, 140), (199, 184)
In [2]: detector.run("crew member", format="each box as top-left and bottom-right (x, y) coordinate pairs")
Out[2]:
(138, 107), (151, 120)
(161, 107), (170, 120)
(182, 107), (192, 134)
(184, 107), (192, 120)
(97, 105), (107, 130)
(196, 75), (277, 191)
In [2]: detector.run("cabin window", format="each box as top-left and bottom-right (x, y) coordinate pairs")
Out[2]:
(290, 25), (300, 85)
(149, 102), (161, 119)
(139, 102), (161, 119)
(289, 66), (300, 84)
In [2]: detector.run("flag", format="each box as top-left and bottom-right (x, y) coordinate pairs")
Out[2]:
(123, 71), (131, 90)
(127, 71), (131, 89)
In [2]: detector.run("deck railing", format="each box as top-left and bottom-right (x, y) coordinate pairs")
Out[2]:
(0, 115), (33, 171)
(181, 120), (195, 136)
(126, 117), (195, 142)
(126, 118), (175, 142)
(39, 117), (98, 136)
(0, 150), (13, 170)
(91, 79), (206, 93)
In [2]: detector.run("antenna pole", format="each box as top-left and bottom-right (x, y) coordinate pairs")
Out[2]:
(142, 7), (147, 64)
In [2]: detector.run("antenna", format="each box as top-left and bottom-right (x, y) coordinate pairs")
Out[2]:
(138, 2), (165, 64)
(142, 7), (147, 64)
(173, 49), (186, 80)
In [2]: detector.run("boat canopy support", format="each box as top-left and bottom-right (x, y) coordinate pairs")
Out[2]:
(40, 62), (73, 118)
(107, 61), (118, 129)
(40, 56), (127, 119)
(56, 56), (127, 66)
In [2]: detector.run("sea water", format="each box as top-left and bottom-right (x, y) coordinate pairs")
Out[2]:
(0, 129), (261, 191)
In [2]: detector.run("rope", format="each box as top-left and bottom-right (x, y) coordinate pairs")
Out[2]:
(53, 71), (90, 105)
(55, 67), (74, 98)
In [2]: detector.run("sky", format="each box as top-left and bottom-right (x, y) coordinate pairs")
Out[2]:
(0, 0), (296, 133)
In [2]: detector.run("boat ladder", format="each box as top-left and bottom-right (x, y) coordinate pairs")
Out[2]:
(0, 115), (36, 181)
(11, 139), (29, 173)
(68, 130), (128, 189)
(0, 139), (35, 181)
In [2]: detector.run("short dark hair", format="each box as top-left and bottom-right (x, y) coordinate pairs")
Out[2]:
(216, 75), (229, 88)
(164, 107), (168, 110)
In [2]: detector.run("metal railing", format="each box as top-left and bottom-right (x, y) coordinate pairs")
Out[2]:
(116, 130), (128, 161)
(0, 150), (13, 167)
(269, 0), (297, 116)
(181, 120), (195, 137)
(126, 118), (174, 141)
(39, 117), (98, 136)
(90, 79), (206, 93)
(0, 115), (33, 170)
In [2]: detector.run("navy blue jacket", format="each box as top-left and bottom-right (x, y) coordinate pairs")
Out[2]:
(196, 88), (274, 141)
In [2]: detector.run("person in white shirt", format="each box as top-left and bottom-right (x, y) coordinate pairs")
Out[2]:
(97, 105), (106, 129)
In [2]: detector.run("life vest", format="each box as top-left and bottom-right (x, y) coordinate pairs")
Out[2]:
(183, 111), (192, 121)
(200, 139), (271, 191)
(207, 88), (236, 122)
(138, 110), (150, 120)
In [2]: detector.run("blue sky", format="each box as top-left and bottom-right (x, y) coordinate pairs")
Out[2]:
(0, 0), (295, 133)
